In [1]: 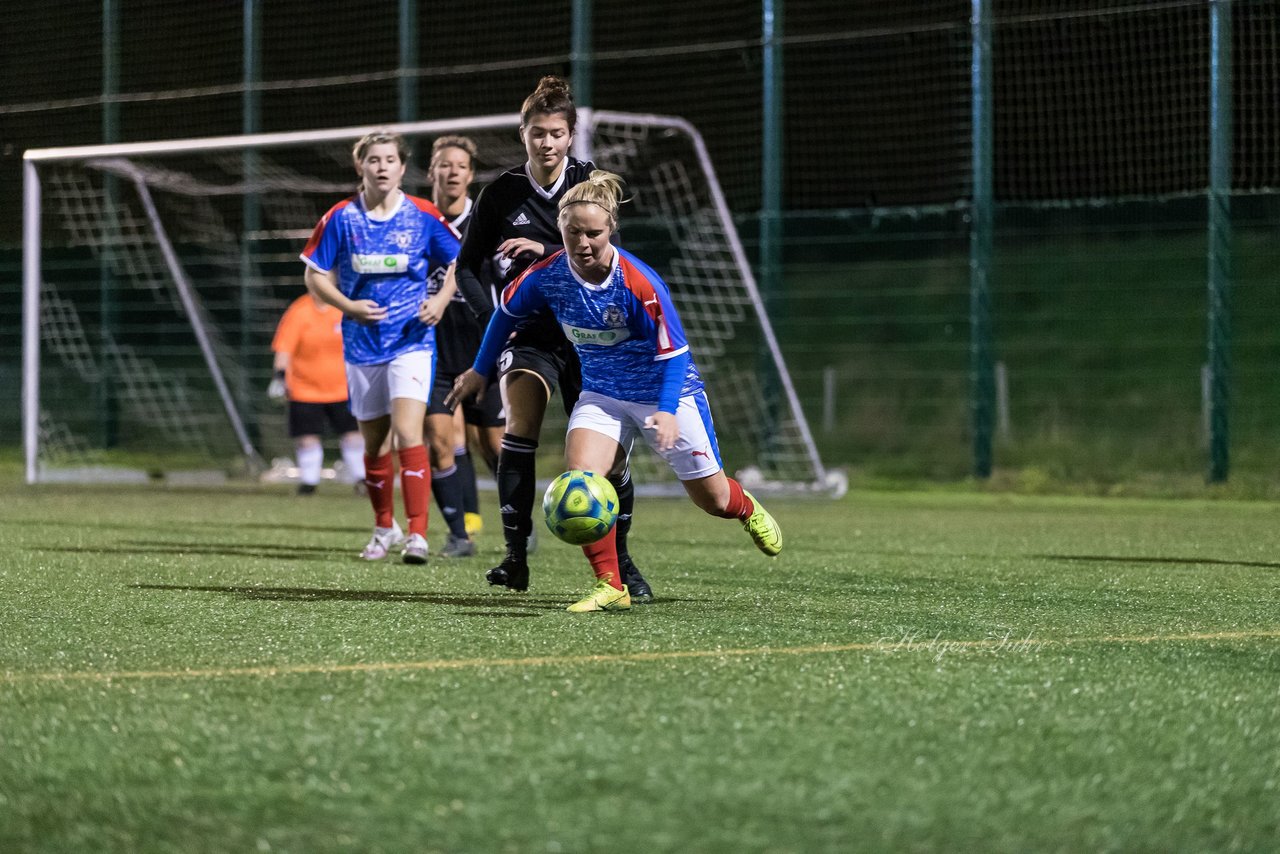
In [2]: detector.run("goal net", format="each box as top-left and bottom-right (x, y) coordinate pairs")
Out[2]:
(23, 112), (833, 493)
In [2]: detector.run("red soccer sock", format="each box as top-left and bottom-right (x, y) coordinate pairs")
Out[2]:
(399, 444), (431, 536)
(582, 526), (623, 590)
(363, 452), (395, 529)
(719, 477), (755, 521)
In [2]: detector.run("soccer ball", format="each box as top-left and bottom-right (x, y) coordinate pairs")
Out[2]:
(543, 470), (619, 546)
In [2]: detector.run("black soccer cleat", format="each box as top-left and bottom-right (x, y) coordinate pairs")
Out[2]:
(485, 552), (530, 592)
(619, 554), (653, 603)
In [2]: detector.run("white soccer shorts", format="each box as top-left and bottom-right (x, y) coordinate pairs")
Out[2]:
(345, 349), (435, 421)
(569, 390), (724, 481)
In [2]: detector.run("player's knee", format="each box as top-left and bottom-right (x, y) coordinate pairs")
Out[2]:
(566, 454), (609, 473)
(428, 435), (453, 467)
(686, 478), (732, 517)
(502, 378), (548, 435)
(391, 427), (424, 450)
(703, 493), (731, 517)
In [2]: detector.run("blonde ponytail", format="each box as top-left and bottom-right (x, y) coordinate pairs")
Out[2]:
(558, 170), (627, 229)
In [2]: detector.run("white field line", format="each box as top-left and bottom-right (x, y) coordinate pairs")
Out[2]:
(2, 629), (1278, 686)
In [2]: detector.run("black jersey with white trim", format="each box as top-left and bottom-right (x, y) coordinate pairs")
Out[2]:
(430, 197), (488, 376)
(454, 157), (597, 352)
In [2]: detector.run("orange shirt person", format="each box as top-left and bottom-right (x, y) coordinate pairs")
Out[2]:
(270, 293), (365, 494)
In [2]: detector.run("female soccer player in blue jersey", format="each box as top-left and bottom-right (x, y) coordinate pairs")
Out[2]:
(450, 171), (782, 612)
(301, 131), (462, 564)
(449, 76), (649, 600)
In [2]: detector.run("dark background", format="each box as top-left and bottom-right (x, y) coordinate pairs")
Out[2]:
(3, 0), (1277, 247)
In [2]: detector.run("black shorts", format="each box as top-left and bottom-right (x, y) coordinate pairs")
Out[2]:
(499, 338), (583, 417)
(288, 400), (358, 438)
(428, 369), (505, 427)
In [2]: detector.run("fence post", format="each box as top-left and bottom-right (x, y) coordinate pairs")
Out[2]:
(571, 0), (594, 115)
(398, 0), (418, 123)
(760, 0), (786, 452)
(995, 360), (1010, 442)
(571, 0), (595, 162)
(1206, 0), (1233, 483)
(99, 0), (121, 449)
(969, 0), (995, 477)
(240, 0), (262, 446)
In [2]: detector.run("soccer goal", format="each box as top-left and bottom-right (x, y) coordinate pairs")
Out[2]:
(23, 111), (836, 494)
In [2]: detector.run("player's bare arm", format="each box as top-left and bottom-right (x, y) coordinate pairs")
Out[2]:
(304, 266), (386, 324)
(418, 262), (457, 326)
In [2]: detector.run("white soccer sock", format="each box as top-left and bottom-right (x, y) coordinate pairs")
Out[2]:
(297, 443), (324, 486)
(340, 436), (366, 481)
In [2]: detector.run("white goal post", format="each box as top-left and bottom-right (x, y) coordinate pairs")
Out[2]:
(23, 110), (836, 494)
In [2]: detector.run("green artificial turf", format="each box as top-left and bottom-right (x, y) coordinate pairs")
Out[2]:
(2, 481), (1278, 852)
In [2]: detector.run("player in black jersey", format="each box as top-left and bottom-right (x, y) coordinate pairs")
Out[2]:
(450, 75), (651, 600)
(423, 135), (504, 558)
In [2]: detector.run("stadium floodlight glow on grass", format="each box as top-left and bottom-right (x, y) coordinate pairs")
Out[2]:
(23, 111), (834, 494)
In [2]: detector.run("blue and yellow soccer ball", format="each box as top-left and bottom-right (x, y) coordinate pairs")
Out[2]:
(543, 470), (619, 546)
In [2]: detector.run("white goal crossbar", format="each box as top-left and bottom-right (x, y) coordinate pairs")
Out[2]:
(24, 111), (832, 492)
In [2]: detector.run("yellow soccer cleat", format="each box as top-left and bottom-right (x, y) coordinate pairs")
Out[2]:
(464, 512), (484, 537)
(566, 576), (632, 613)
(741, 490), (782, 556)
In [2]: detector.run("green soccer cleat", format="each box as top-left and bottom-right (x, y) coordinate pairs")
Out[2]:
(741, 490), (782, 556)
(566, 576), (632, 613)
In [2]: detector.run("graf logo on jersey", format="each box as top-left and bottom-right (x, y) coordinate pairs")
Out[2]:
(351, 253), (409, 274)
(562, 322), (631, 346)
(603, 306), (625, 328)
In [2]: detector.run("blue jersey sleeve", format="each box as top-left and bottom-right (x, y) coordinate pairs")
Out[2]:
(471, 311), (518, 379)
(657, 351), (690, 413)
(470, 261), (552, 376)
(424, 216), (461, 268)
(498, 257), (554, 318)
(300, 200), (352, 273)
(618, 250), (690, 360)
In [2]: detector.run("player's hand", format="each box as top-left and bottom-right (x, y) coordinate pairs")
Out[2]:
(644, 411), (680, 452)
(446, 369), (487, 409)
(418, 293), (449, 326)
(346, 299), (387, 324)
(497, 237), (544, 261)
(266, 371), (287, 402)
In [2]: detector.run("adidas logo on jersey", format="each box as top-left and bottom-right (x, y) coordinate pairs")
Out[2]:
(512, 212), (531, 226)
